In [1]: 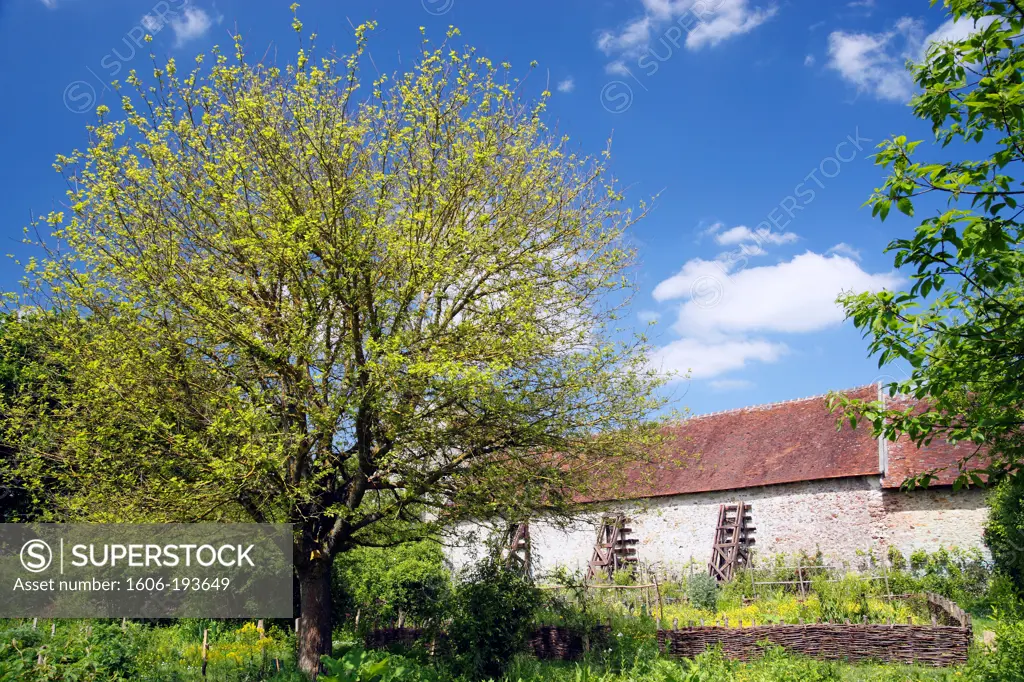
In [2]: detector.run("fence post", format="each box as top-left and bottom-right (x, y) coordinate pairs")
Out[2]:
(653, 574), (664, 622)
(796, 557), (806, 599)
(201, 628), (209, 677)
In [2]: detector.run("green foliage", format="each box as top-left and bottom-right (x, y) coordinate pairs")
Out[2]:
(4, 14), (665, 674)
(887, 546), (908, 571)
(886, 547), (992, 610)
(687, 573), (719, 613)
(986, 471), (1024, 590)
(448, 560), (542, 680)
(970, 611), (1024, 682)
(602, 612), (658, 674)
(0, 619), (299, 681)
(830, 0), (1024, 487)
(320, 646), (411, 682)
(536, 568), (601, 635)
(500, 642), (963, 681)
(812, 574), (872, 623)
(333, 541), (452, 631)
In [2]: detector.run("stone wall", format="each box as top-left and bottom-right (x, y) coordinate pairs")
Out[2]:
(446, 476), (989, 576)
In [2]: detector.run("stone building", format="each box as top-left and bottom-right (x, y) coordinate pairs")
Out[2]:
(447, 384), (990, 576)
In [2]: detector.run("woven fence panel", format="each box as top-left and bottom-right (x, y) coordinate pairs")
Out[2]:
(365, 625), (609, 661)
(528, 625), (611, 661)
(659, 623), (970, 666)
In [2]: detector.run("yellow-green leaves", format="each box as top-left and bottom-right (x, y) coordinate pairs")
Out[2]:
(10, 18), (662, 564)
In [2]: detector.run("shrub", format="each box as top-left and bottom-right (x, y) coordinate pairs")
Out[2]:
(687, 573), (719, 612)
(887, 546), (907, 571)
(333, 541), (452, 632)
(812, 574), (871, 623)
(986, 471), (1024, 592)
(970, 612), (1024, 682)
(448, 559), (541, 680)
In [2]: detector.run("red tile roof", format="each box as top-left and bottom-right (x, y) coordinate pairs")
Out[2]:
(883, 432), (979, 488)
(588, 384), (974, 501)
(881, 394), (986, 489)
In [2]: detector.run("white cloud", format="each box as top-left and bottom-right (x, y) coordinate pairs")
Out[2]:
(827, 242), (862, 260)
(637, 310), (661, 323)
(714, 225), (798, 246)
(648, 251), (902, 381)
(826, 19), (920, 101)
(804, 54), (815, 66)
(925, 15), (996, 47)
(556, 77), (576, 93)
(652, 257), (728, 302)
(650, 338), (787, 380)
(596, 0), (777, 68)
(687, 0), (778, 50)
(605, 61), (632, 76)
(39, 0), (57, 7)
(170, 6), (217, 46)
(827, 14), (996, 102)
(668, 251), (902, 336)
(709, 378), (755, 391)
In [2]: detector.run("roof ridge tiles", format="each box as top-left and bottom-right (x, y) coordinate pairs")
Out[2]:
(680, 382), (879, 423)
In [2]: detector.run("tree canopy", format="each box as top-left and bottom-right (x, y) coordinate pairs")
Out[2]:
(832, 0), (1024, 490)
(2, 14), (663, 674)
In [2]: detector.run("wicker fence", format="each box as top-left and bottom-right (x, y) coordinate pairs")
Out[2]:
(656, 622), (970, 666)
(365, 592), (972, 667)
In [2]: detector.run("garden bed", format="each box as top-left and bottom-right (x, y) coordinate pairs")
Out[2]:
(656, 621), (971, 666)
(654, 591), (972, 667)
(366, 592), (973, 666)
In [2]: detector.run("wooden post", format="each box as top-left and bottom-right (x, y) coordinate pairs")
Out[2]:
(201, 628), (209, 677)
(882, 558), (891, 600)
(796, 557), (806, 599)
(652, 574), (664, 623)
(673, 618), (679, 630)
(32, 618), (37, 630)
(750, 562), (757, 600)
(121, 617), (127, 631)
(50, 621), (55, 636)
(257, 619), (264, 637)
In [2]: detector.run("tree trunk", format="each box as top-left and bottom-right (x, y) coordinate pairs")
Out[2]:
(297, 560), (333, 679)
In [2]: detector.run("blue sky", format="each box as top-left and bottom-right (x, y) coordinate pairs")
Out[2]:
(0, 0), (981, 415)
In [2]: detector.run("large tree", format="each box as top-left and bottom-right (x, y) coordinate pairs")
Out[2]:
(832, 0), (1024, 491)
(2, 16), (663, 676)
